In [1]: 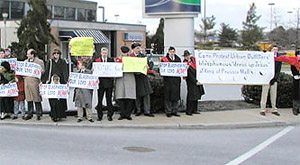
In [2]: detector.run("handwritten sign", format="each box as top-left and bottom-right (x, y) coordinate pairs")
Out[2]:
(69, 72), (99, 89)
(159, 62), (188, 77)
(15, 61), (42, 79)
(40, 84), (69, 99)
(92, 62), (123, 77)
(0, 58), (17, 70)
(0, 83), (18, 97)
(122, 56), (147, 75)
(195, 50), (274, 85)
(69, 37), (94, 56)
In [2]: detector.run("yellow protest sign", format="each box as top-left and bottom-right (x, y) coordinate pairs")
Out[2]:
(122, 56), (147, 75)
(69, 37), (93, 56)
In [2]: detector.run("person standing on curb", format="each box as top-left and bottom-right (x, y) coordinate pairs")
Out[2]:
(23, 49), (44, 121)
(291, 48), (300, 116)
(130, 43), (154, 117)
(94, 47), (115, 121)
(115, 46), (136, 120)
(183, 50), (205, 116)
(13, 75), (25, 120)
(260, 46), (282, 116)
(160, 46), (181, 117)
(43, 48), (68, 122)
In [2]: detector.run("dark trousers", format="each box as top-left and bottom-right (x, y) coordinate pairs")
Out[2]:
(118, 99), (134, 118)
(0, 97), (14, 113)
(165, 100), (179, 115)
(186, 100), (198, 114)
(135, 94), (151, 114)
(27, 101), (43, 117)
(96, 87), (113, 119)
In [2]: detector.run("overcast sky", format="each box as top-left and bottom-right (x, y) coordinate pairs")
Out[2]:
(90, 0), (300, 34)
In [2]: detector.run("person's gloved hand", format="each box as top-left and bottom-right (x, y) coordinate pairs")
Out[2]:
(196, 81), (202, 86)
(294, 75), (300, 80)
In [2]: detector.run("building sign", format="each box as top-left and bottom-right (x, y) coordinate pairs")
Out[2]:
(124, 32), (144, 41)
(143, 0), (201, 17)
(159, 62), (188, 77)
(195, 50), (274, 85)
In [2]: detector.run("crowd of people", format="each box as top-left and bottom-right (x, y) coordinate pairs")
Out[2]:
(0, 43), (205, 122)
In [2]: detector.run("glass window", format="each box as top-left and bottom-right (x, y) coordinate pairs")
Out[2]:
(65, 7), (75, 20)
(11, 1), (25, 19)
(54, 6), (64, 19)
(77, 8), (85, 21)
(0, 1), (9, 20)
(86, 9), (96, 21)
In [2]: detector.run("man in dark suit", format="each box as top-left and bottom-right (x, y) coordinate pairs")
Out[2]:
(94, 47), (114, 121)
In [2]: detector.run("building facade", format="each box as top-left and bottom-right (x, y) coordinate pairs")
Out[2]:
(0, 0), (146, 58)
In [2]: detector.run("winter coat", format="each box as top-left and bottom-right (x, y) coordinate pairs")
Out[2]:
(291, 64), (300, 101)
(74, 69), (93, 109)
(43, 58), (69, 84)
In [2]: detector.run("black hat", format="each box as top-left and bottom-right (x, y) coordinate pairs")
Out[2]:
(168, 46), (175, 51)
(183, 50), (191, 56)
(131, 43), (141, 49)
(121, 46), (130, 53)
(1, 61), (11, 71)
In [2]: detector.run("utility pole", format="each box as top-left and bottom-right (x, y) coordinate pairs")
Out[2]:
(296, 8), (299, 49)
(203, 0), (207, 44)
(268, 2), (275, 31)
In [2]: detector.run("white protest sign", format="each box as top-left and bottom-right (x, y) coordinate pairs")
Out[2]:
(0, 58), (17, 70)
(0, 83), (18, 97)
(195, 50), (274, 85)
(69, 72), (99, 89)
(40, 84), (69, 99)
(159, 62), (188, 77)
(15, 61), (42, 79)
(92, 62), (123, 77)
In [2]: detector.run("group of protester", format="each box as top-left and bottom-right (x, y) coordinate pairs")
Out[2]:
(0, 43), (205, 122)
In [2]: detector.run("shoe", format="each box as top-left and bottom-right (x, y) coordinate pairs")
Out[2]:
(292, 108), (299, 116)
(77, 119), (82, 122)
(24, 116), (32, 120)
(135, 112), (142, 116)
(260, 112), (266, 116)
(22, 116), (25, 120)
(172, 113), (180, 117)
(166, 114), (172, 118)
(52, 118), (58, 122)
(88, 119), (94, 123)
(97, 118), (102, 121)
(144, 113), (155, 117)
(118, 116), (125, 120)
(37, 116), (41, 120)
(126, 116), (132, 120)
(186, 113), (193, 116)
(272, 112), (280, 116)
(12, 116), (18, 120)
(193, 111), (201, 114)
(107, 116), (113, 121)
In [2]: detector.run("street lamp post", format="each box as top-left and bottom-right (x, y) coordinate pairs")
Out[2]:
(2, 12), (8, 48)
(268, 3), (275, 31)
(98, 6), (105, 22)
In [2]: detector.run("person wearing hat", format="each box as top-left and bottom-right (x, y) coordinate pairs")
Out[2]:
(183, 50), (205, 116)
(0, 61), (15, 120)
(130, 42), (154, 117)
(115, 46), (136, 120)
(160, 46), (182, 117)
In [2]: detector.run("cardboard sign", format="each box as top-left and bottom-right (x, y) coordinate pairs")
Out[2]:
(69, 37), (94, 56)
(15, 61), (42, 79)
(92, 62), (123, 77)
(40, 84), (69, 99)
(0, 83), (18, 97)
(0, 58), (17, 70)
(69, 72), (99, 89)
(122, 56), (147, 75)
(159, 62), (188, 77)
(195, 50), (274, 85)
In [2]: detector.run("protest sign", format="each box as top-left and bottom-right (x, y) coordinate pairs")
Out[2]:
(92, 62), (123, 77)
(69, 37), (94, 56)
(40, 84), (69, 99)
(0, 83), (18, 97)
(159, 62), (188, 77)
(122, 56), (147, 75)
(15, 61), (42, 79)
(69, 72), (99, 89)
(0, 58), (17, 70)
(195, 50), (274, 85)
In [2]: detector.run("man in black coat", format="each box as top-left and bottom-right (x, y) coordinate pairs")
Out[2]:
(183, 50), (205, 116)
(160, 46), (181, 117)
(291, 49), (300, 116)
(94, 47), (114, 121)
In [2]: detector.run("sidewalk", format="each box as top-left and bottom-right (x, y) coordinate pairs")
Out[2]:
(1, 108), (299, 129)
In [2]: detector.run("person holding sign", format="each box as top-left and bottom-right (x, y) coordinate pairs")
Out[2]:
(0, 61), (15, 120)
(160, 46), (181, 117)
(183, 50), (205, 116)
(291, 49), (300, 116)
(130, 43), (154, 117)
(115, 46), (136, 120)
(23, 49), (45, 121)
(94, 47), (115, 121)
(43, 48), (68, 122)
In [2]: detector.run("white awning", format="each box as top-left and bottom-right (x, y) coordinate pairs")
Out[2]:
(73, 29), (110, 44)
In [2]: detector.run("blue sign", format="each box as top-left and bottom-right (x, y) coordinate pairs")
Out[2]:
(145, 0), (201, 14)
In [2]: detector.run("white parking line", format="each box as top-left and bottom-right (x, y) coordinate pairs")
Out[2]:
(225, 126), (295, 165)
